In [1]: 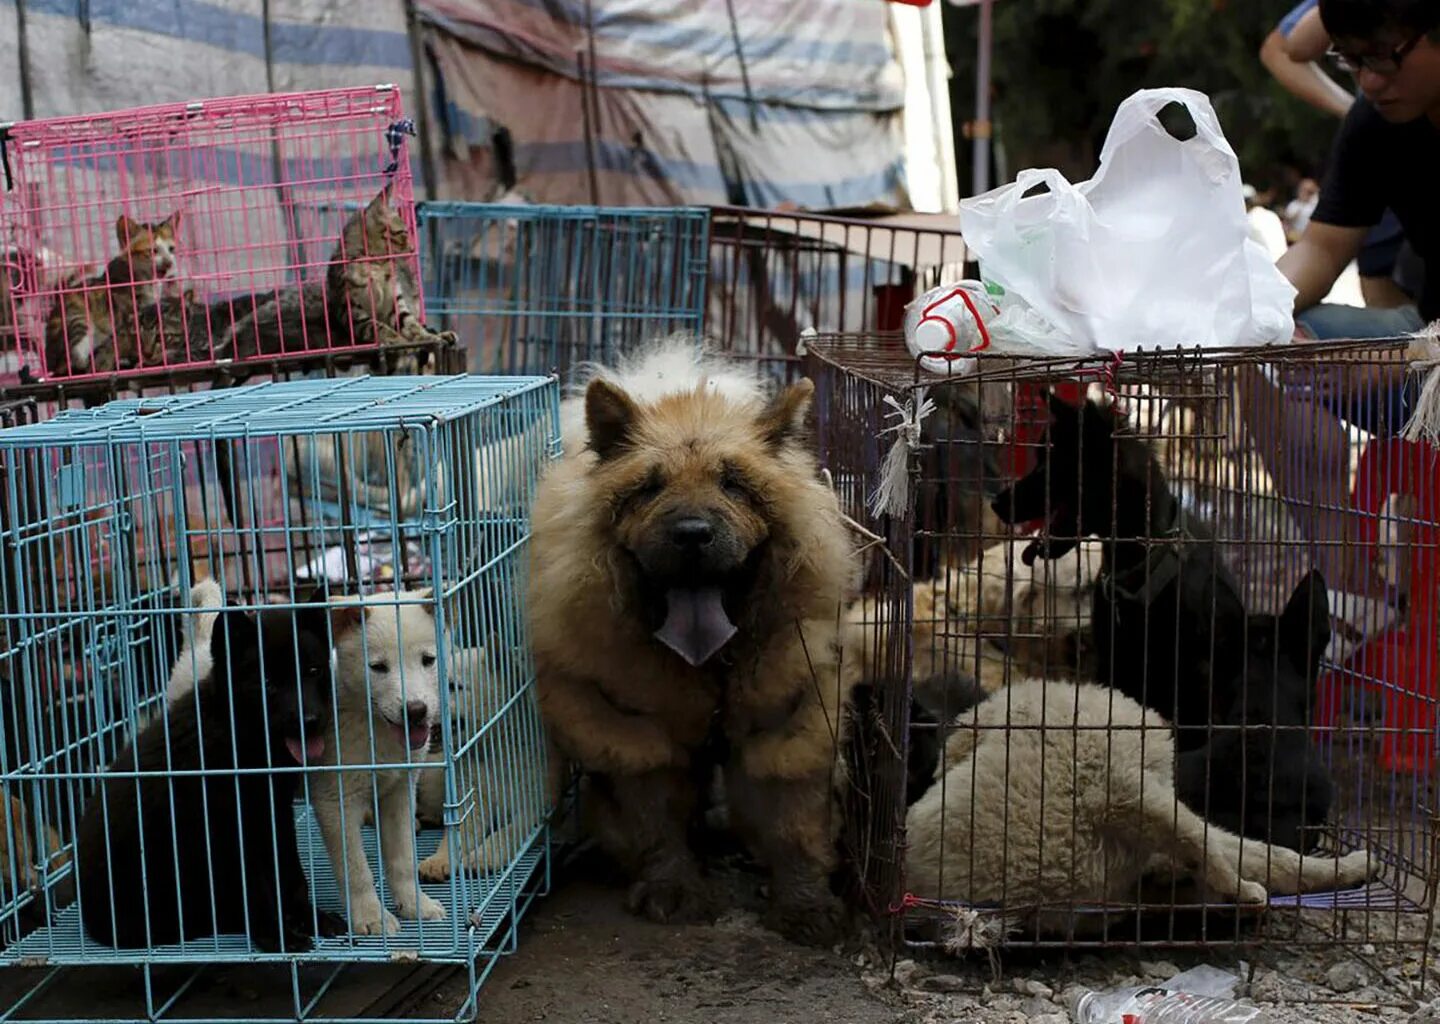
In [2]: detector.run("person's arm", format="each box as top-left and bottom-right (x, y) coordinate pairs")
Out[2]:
(1284, 7), (1333, 62)
(1277, 220), (1367, 312)
(1259, 27), (1354, 119)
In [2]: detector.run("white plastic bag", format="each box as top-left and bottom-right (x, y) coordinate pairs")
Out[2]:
(959, 87), (1296, 354)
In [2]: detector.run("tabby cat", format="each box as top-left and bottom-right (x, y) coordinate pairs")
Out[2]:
(42, 214), (180, 377)
(218, 185), (454, 364)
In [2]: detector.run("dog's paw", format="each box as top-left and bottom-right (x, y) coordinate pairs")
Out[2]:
(349, 896), (401, 936)
(625, 876), (714, 925)
(1336, 848), (1378, 886)
(397, 890), (447, 922)
(418, 849), (451, 882)
(1235, 879), (1268, 905)
(315, 910), (347, 938)
(766, 892), (847, 948)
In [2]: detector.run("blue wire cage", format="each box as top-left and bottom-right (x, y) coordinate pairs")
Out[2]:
(0, 374), (560, 1023)
(417, 203), (710, 377)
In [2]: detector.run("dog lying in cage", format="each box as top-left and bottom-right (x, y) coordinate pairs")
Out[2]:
(989, 392), (1337, 853)
(903, 675), (1376, 947)
(77, 598), (340, 952)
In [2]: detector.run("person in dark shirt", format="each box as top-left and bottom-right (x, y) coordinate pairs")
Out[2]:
(1241, 0), (1438, 604)
(1278, 0), (1438, 434)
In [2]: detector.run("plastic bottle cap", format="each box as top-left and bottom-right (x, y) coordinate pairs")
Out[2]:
(913, 317), (958, 354)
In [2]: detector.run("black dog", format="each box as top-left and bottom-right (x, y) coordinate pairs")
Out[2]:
(1175, 570), (1335, 853)
(77, 601), (339, 951)
(990, 394), (1247, 748)
(991, 394), (1335, 851)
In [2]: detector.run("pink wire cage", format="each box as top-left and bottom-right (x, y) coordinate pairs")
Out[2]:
(0, 85), (428, 389)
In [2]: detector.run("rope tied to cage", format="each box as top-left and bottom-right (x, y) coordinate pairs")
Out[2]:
(383, 118), (416, 177)
(886, 892), (923, 915)
(1400, 320), (1440, 444)
(868, 388), (935, 520)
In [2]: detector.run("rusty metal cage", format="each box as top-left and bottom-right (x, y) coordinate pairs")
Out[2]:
(811, 334), (1439, 957)
(705, 207), (967, 382)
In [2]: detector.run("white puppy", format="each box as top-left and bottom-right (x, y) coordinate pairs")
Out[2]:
(309, 590), (446, 935)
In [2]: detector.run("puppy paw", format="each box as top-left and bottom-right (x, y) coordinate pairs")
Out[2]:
(625, 876), (714, 925)
(315, 910), (347, 938)
(1235, 879), (1268, 905)
(397, 890), (447, 921)
(349, 896), (401, 936)
(767, 891), (847, 948)
(418, 850), (451, 882)
(1336, 848), (1378, 886)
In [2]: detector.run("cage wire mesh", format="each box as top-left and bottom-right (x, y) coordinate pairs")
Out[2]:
(0, 374), (560, 1022)
(0, 85), (454, 393)
(417, 203), (709, 378)
(707, 207), (967, 382)
(810, 334), (1439, 956)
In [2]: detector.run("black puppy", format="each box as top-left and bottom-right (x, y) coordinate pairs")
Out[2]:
(77, 601), (339, 951)
(990, 394), (1247, 748)
(1176, 570), (1335, 853)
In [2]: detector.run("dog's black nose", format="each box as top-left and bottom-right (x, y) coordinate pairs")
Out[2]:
(670, 517), (714, 548)
(404, 700), (428, 726)
(303, 712), (323, 734)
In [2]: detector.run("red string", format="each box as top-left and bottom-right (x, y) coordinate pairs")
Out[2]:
(887, 892), (923, 914)
(1102, 349), (1123, 397)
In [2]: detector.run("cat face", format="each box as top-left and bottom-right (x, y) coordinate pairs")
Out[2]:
(361, 187), (412, 258)
(114, 213), (180, 282)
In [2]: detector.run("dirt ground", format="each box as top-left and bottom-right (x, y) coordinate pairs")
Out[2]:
(434, 853), (1439, 1024)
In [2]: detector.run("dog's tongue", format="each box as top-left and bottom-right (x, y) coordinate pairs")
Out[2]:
(654, 587), (737, 667)
(285, 735), (325, 764)
(393, 722), (430, 751)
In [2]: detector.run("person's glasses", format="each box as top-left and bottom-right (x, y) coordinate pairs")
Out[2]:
(1328, 32), (1427, 75)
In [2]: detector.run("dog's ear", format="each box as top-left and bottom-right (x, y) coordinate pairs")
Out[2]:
(1280, 569), (1330, 678)
(1046, 390), (1081, 427)
(757, 379), (814, 449)
(209, 608), (258, 678)
(326, 601), (365, 636)
(586, 379), (640, 461)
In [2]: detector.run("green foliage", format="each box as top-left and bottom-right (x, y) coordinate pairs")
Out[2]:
(945, 0), (1341, 193)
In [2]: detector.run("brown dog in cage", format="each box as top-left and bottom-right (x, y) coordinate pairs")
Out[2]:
(528, 337), (861, 946)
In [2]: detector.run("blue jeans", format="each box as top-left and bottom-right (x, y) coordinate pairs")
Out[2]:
(1296, 302), (1424, 437)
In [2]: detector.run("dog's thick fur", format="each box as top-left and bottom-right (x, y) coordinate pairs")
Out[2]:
(308, 591), (446, 936)
(906, 677), (1375, 942)
(529, 338), (861, 945)
(77, 603), (338, 951)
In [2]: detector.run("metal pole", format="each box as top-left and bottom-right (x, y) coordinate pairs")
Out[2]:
(971, 0), (994, 196)
(14, 0), (34, 120)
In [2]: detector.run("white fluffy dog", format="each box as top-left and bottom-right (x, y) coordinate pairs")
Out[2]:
(906, 678), (1376, 945)
(308, 590), (446, 935)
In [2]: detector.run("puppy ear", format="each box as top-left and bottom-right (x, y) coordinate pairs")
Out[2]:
(1046, 390), (1079, 424)
(1280, 569), (1330, 677)
(586, 379), (640, 460)
(209, 608), (258, 676)
(327, 602), (365, 635)
(757, 379), (814, 449)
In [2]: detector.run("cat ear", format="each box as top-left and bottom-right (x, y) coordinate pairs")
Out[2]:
(159, 210), (181, 236)
(367, 184), (393, 214)
(115, 216), (141, 247)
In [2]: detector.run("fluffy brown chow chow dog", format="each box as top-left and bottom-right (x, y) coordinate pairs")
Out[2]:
(527, 337), (861, 945)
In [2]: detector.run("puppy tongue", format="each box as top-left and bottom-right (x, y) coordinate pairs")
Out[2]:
(284, 736), (324, 764)
(406, 723), (430, 750)
(655, 587), (737, 667)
